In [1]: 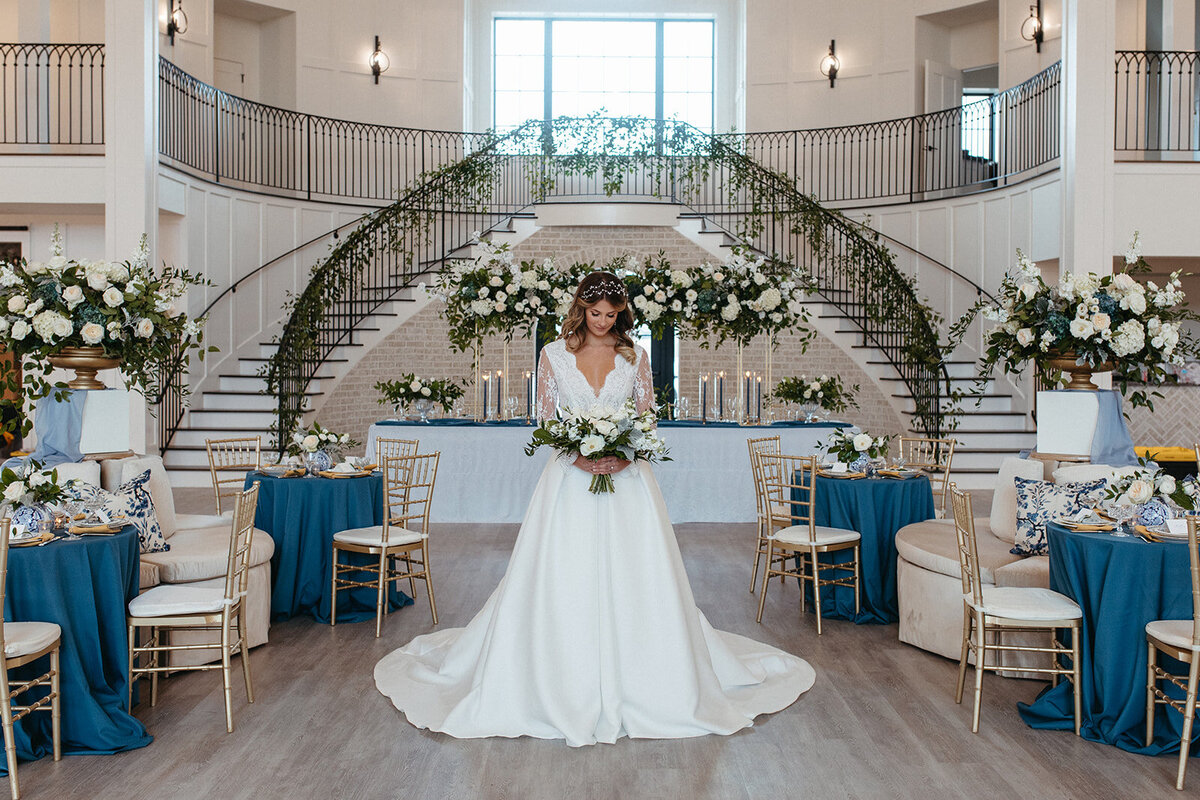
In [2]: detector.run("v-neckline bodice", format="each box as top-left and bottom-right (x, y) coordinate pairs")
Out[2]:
(567, 348), (621, 398)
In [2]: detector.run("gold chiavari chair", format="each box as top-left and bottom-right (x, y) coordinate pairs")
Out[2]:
(755, 453), (861, 634)
(950, 484), (1082, 734)
(375, 437), (419, 463)
(1145, 514), (1200, 790)
(746, 435), (785, 593)
(205, 436), (262, 516)
(127, 482), (260, 733)
(331, 452), (440, 637)
(900, 436), (956, 516)
(0, 518), (62, 800)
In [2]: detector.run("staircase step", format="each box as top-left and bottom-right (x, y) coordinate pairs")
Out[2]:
(188, 409), (278, 428)
(200, 391), (317, 412)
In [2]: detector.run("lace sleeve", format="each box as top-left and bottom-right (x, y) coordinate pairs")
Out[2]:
(536, 348), (559, 423)
(633, 347), (656, 417)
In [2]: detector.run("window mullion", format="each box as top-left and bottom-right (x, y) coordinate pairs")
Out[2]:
(544, 20), (553, 124)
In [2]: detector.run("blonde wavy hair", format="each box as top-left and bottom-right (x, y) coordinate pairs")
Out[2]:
(560, 271), (637, 364)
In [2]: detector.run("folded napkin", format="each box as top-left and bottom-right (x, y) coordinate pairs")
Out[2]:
(819, 470), (866, 479)
(878, 468), (919, 479)
(330, 461), (359, 474)
(69, 521), (124, 534)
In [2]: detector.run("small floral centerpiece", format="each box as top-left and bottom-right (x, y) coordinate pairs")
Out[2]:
(1103, 455), (1198, 526)
(287, 421), (360, 475)
(963, 233), (1197, 410)
(825, 428), (889, 471)
(375, 374), (464, 422)
(0, 226), (212, 437)
(524, 400), (671, 494)
(771, 374), (858, 419)
(0, 459), (68, 530)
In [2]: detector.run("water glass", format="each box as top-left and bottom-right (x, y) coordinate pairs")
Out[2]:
(676, 397), (691, 420)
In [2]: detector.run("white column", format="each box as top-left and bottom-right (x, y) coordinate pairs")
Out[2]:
(105, 0), (158, 454)
(17, 0), (49, 41)
(1163, 0), (1198, 49)
(1060, 0), (1117, 278)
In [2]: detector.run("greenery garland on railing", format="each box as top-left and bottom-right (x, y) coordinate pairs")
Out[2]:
(263, 116), (953, 445)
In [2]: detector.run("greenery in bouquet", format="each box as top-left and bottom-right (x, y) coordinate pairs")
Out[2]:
(825, 428), (889, 465)
(683, 250), (816, 349)
(958, 234), (1198, 410)
(287, 421), (359, 459)
(620, 252), (693, 340)
(0, 459), (67, 508)
(375, 374), (465, 413)
(771, 374), (858, 414)
(1103, 454), (1198, 512)
(524, 400), (671, 494)
(0, 226), (214, 436)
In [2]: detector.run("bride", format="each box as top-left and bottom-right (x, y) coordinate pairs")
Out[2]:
(374, 271), (815, 746)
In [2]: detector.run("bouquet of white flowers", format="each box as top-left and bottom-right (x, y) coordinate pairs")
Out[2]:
(375, 373), (464, 413)
(825, 427), (889, 465)
(524, 400), (671, 494)
(287, 421), (359, 459)
(1104, 455), (1197, 512)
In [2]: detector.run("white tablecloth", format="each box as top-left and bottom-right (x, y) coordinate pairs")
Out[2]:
(366, 422), (848, 523)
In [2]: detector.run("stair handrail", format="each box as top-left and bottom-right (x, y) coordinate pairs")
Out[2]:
(260, 117), (954, 447)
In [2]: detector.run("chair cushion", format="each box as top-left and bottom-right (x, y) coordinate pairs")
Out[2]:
(175, 513), (232, 531)
(773, 525), (860, 547)
(115, 455), (177, 538)
(1052, 463), (1140, 491)
(333, 525), (427, 548)
(990, 457), (1049, 543)
(993, 554), (1051, 589)
(53, 461), (101, 488)
(128, 584), (226, 618)
(895, 518), (1022, 585)
(1146, 619), (1200, 651)
(139, 560), (161, 591)
(1013, 476), (1106, 556)
(141, 525), (274, 583)
(971, 586), (1082, 621)
(4, 621), (61, 658)
(65, 469), (169, 554)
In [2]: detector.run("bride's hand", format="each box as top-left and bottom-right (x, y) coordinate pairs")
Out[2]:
(572, 455), (630, 475)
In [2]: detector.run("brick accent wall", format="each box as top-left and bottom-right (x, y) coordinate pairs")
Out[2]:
(317, 224), (908, 451)
(1125, 385), (1200, 447)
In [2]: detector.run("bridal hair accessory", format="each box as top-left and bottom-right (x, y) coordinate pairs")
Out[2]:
(579, 275), (628, 303)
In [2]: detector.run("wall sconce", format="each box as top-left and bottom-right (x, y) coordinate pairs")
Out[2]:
(369, 36), (390, 84)
(819, 39), (840, 88)
(1020, 2), (1043, 53)
(167, 0), (188, 46)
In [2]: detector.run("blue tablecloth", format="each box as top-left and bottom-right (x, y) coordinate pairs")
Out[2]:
(790, 474), (935, 624)
(3, 527), (150, 771)
(246, 473), (413, 624)
(1019, 523), (1196, 754)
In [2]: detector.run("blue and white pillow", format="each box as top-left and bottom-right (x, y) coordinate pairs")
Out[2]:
(1012, 476), (1106, 556)
(64, 469), (169, 554)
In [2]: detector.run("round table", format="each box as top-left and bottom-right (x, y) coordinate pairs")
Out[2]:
(246, 472), (413, 624)
(3, 527), (150, 771)
(1019, 522), (1196, 754)
(791, 473), (935, 624)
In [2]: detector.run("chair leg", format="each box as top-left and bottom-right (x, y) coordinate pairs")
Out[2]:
(127, 623), (136, 710)
(423, 547), (438, 625)
(811, 549), (823, 636)
(221, 618), (234, 733)
(755, 542), (774, 624)
(329, 545), (339, 627)
(150, 627), (160, 707)
(750, 521), (764, 593)
(50, 646), (61, 761)
(1176, 657), (1200, 790)
(971, 612), (986, 733)
(238, 610), (254, 704)
(2, 674), (19, 800)
(375, 550), (388, 638)
(1147, 640), (1158, 748)
(955, 608), (971, 705)
(853, 545), (861, 617)
(1070, 626), (1082, 737)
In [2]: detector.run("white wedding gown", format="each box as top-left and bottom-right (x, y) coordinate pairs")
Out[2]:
(374, 340), (815, 746)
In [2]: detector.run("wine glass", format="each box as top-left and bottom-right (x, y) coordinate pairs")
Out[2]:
(676, 396), (691, 420)
(1107, 501), (1137, 537)
(505, 396), (518, 420)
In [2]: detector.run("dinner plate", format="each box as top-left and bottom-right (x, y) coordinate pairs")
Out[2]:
(8, 528), (40, 542)
(319, 469), (373, 479)
(819, 470), (866, 479)
(1054, 517), (1115, 532)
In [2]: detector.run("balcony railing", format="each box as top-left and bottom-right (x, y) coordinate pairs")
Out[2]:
(1115, 50), (1200, 157)
(157, 58), (490, 204)
(724, 61), (1061, 204)
(0, 43), (104, 152)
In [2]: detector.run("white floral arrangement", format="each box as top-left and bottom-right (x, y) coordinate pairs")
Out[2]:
(1103, 456), (1197, 512)
(0, 226), (211, 436)
(524, 399), (671, 494)
(0, 459), (67, 508)
(287, 421), (359, 458)
(825, 428), (889, 465)
(966, 232), (1197, 410)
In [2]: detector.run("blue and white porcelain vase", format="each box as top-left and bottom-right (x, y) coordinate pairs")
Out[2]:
(1137, 499), (1172, 527)
(11, 502), (53, 531)
(305, 449), (334, 476)
(850, 453), (870, 472)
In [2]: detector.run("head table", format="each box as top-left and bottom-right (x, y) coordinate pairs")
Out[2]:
(790, 473), (935, 624)
(1019, 522), (1196, 755)
(3, 527), (150, 772)
(365, 419), (852, 523)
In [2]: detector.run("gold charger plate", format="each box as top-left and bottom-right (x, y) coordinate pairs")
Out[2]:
(1137, 524), (1188, 541)
(69, 521), (125, 535)
(10, 531), (55, 547)
(1055, 517), (1116, 532)
(318, 469), (373, 479)
(818, 470), (866, 479)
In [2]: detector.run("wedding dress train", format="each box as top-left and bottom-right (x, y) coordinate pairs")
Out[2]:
(373, 340), (815, 746)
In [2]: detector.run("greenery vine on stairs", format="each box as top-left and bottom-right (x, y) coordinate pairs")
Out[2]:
(263, 116), (954, 447)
